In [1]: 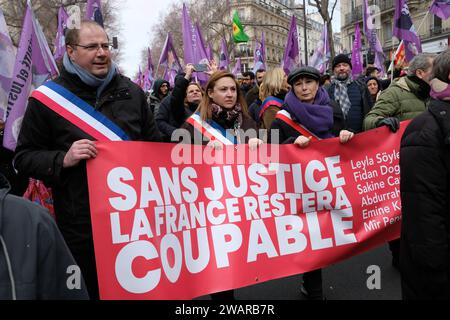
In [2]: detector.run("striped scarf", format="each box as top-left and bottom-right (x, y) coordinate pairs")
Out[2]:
(332, 77), (353, 119)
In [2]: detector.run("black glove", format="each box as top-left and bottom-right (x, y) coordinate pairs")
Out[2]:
(377, 117), (400, 133)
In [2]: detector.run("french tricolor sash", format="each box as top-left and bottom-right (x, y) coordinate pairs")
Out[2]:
(275, 110), (321, 141)
(31, 81), (130, 142)
(258, 96), (283, 119)
(186, 113), (236, 145)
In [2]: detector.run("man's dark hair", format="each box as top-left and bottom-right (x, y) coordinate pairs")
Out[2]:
(65, 20), (108, 46)
(432, 49), (450, 83)
(365, 66), (379, 77)
(242, 71), (255, 80)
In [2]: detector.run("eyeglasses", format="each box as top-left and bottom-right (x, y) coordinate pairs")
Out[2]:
(71, 43), (113, 52)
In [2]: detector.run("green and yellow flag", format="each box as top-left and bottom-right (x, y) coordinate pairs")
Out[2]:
(232, 11), (249, 43)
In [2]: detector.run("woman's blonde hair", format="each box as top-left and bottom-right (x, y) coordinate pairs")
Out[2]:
(197, 71), (248, 121)
(259, 68), (286, 101)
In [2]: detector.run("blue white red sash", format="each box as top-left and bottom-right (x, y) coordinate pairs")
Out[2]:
(186, 113), (236, 145)
(275, 110), (320, 141)
(258, 96), (283, 119)
(31, 81), (130, 141)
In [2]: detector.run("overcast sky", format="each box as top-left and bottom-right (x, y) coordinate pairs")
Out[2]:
(118, 0), (176, 78)
(118, 0), (341, 78)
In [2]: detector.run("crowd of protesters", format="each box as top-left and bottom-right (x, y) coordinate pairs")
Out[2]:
(1, 18), (449, 301)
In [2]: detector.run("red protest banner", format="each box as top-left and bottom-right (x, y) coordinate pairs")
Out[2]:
(87, 123), (408, 300)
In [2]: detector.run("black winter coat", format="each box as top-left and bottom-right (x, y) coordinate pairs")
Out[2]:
(13, 69), (161, 246)
(400, 98), (450, 299)
(326, 79), (373, 133)
(155, 74), (198, 142)
(0, 174), (89, 299)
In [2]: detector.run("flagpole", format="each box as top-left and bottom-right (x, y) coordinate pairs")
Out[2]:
(390, 8), (431, 79)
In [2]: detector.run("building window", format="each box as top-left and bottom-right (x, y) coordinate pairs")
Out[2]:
(433, 15), (442, 34)
(383, 21), (392, 44)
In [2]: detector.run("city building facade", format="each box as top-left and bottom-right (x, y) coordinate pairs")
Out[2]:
(229, 0), (328, 71)
(341, 0), (450, 69)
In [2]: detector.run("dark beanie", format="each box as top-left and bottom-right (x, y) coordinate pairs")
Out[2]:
(332, 54), (352, 70)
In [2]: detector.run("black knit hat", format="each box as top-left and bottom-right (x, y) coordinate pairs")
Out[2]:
(332, 54), (352, 70)
(287, 66), (321, 85)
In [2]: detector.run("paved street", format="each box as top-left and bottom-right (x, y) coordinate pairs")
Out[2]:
(197, 243), (401, 300)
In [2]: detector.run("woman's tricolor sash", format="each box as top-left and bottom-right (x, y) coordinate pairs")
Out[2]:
(258, 96), (283, 119)
(186, 113), (236, 145)
(275, 110), (320, 141)
(31, 81), (130, 141)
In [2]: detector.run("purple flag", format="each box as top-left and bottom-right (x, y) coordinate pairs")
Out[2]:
(363, 0), (385, 75)
(232, 58), (241, 76)
(143, 69), (152, 92)
(253, 32), (266, 73)
(0, 8), (16, 121)
(158, 33), (182, 87)
(194, 23), (210, 83)
(219, 38), (230, 70)
(3, 1), (59, 151)
(54, 6), (69, 61)
(393, 0), (422, 62)
(281, 15), (300, 75)
(136, 66), (143, 88)
(351, 24), (363, 77)
(147, 48), (154, 83)
(195, 24), (209, 62)
(182, 4), (209, 82)
(182, 5), (208, 65)
(309, 23), (330, 73)
(206, 44), (213, 61)
(430, 0), (450, 20)
(86, 0), (104, 27)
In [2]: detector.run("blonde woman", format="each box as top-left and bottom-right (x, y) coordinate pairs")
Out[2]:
(258, 68), (290, 130)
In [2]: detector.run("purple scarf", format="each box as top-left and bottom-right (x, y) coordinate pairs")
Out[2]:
(430, 78), (450, 101)
(283, 86), (334, 139)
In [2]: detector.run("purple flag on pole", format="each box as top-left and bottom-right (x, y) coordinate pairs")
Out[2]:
(219, 38), (230, 70)
(195, 24), (209, 62)
(0, 8), (16, 121)
(147, 47), (154, 82)
(86, 0), (104, 27)
(232, 58), (241, 76)
(351, 24), (363, 77)
(253, 32), (266, 73)
(182, 4), (209, 82)
(54, 6), (69, 61)
(363, 0), (385, 75)
(309, 23), (330, 73)
(282, 15), (300, 75)
(206, 44), (213, 61)
(393, 0), (422, 62)
(3, 1), (59, 151)
(158, 33), (182, 87)
(430, 0), (450, 20)
(143, 70), (152, 92)
(182, 5), (208, 65)
(194, 23), (210, 83)
(136, 66), (143, 88)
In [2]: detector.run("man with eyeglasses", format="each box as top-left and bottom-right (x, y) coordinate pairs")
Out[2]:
(14, 20), (161, 299)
